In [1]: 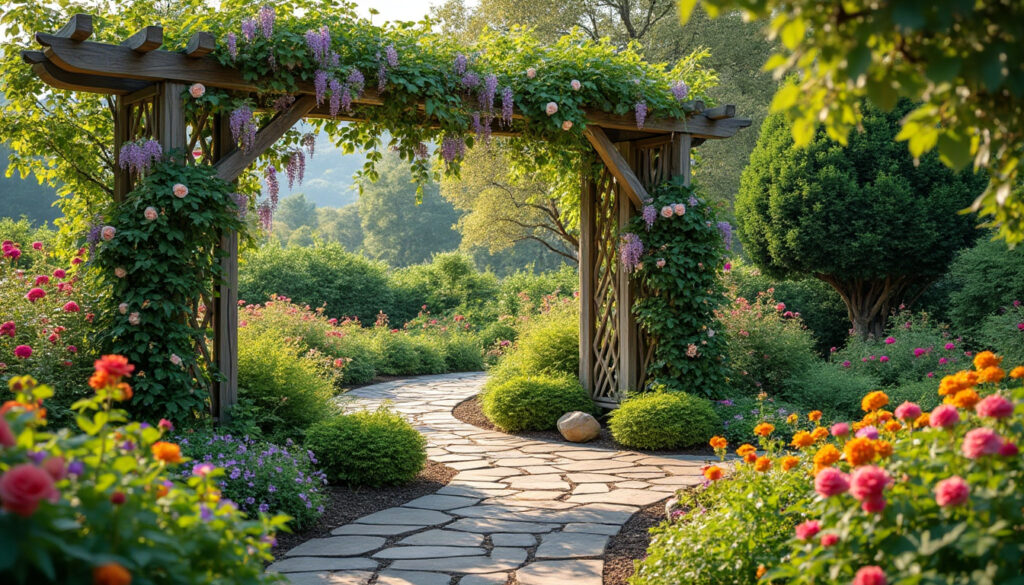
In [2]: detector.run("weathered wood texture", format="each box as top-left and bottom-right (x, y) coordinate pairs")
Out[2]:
(56, 13), (92, 41)
(212, 114), (239, 422)
(213, 94), (317, 182)
(583, 125), (647, 209)
(578, 174), (597, 394)
(185, 32), (216, 58)
(121, 26), (163, 53)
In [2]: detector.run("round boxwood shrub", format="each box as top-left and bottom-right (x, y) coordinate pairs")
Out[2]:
(513, 308), (579, 377)
(305, 407), (426, 486)
(609, 392), (719, 450)
(480, 374), (594, 432)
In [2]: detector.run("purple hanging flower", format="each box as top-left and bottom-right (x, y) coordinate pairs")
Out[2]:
(225, 32), (238, 60)
(304, 26), (331, 67)
(302, 133), (316, 158)
(313, 70), (328, 105)
(642, 205), (656, 231)
(241, 19), (256, 42)
(480, 74), (498, 112)
(265, 165), (279, 207)
(118, 139), (163, 177)
(272, 94), (295, 112)
(453, 53), (467, 76)
(286, 154), (298, 190)
(329, 78), (342, 117)
(635, 101), (648, 129)
(232, 193), (248, 219)
(257, 202), (273, 231)
(385, 44), (398, 67)
(688, 194), (699, 207)
(619, 233), (644, 270)
(461, 72), (479, 89)
(440, 135), (465, 163)
(296, 150), (306, 184)
(377, 53), (387, 92)
(501, 87), (514, 126)
(347, 68), (365, 93)
(671, 81), (689, 101)
(414, 142), (429, 160)
(258, 5), (275, 39)
(229, 107), (257, 152)
(717, 221), (733, 251)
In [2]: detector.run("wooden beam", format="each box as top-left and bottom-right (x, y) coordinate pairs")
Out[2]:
(703, 104), (736, 120)
(671, 133), (693, 186)
(55, 14), (92, 41)
(214, 95), (318, 182)
(29, 58), (150, 95)
(586, 110), (751, 139)
(689, 100), (706, 114)
(121, 26), (163, 53)
(583, 126), (647, 209)
(579, 174), (596, 397)
(185, 32), (216, 58)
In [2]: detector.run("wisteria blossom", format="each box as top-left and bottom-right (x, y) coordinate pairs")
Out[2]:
(440, 135), (466, 163)
(241, 19), (256, 42)
(301, 133), (316, 158)
(229, 107), (257, 152)
(314, 70), (329, 105)
(329, 78), (342, 117)
(453, 53), (468, 76)
(717, 221), (733, 250)
(480, 74), (498, 112)
(304, 26), (331, 67)
(118, 139), (163, 177)
(635, 101), (648, 129)
(258, 5), (275, 39)
(225, 32), (238, 60)
(501, 87), (514, 126)
(619, 233), (644, 270)
(265, 165), (279, 207)
(384, 44), (398, 68)
(642, 205), (657, 230)
(671, 81), (689, 101)
(461, 72), (480, 89)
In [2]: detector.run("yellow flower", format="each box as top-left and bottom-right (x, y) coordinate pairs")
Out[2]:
(786, 413), (799, 425)
(813, 444), (841, 474)
(978, 366), (1005, 384)
(1011, 366), (1024, 379)
(754, 456), (771, 472)
(861, 390), (889, 412)
(790, 431), (814, 449)
(974, 350), (1002, 370)
(844, 437), (876, 467)
(884, 420), (902, 433)
(709, 436), (728, 450)
(877, 410), (893, 422)
(950, 388), (981, 410)
(737, 444), (757, 457)
(754, 423), (775, 437)
(704, 465), (724, 481)
(780, 455), (800, 472)
(811, 426), (830, 442)
(875, 440), (893, 458)
(808, 410), (822, 422)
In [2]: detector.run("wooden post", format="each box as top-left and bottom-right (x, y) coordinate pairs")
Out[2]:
(616, 141), (638, 398)
(113, 97), (130, 202)
(212, 113), (238, 423)
(672, 133), (693, 187)
(579, 173), (596, 396)
(156, 82), (186, 155)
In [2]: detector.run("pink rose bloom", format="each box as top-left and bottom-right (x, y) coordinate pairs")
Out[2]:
(114, 267), (127, 278)
(660, 205), (674, 218)
(776, 302), (786, 311)
(850, 465), (891, 502)
(118, 303), (128, 315)
(930, 404), (960, 428)
(31, 241), (43, 251)
(853, 566), (887, 585)
(861, 497), (886, 513)
(526, 67), (537, 79)
(169, 354), (182, 366)
(561, 120), (573, 131)
(67, 346), (77, 353)
(999, 442), (1019, 456)
(545, 102), (558, 116)
(71, 257), (81, 265)
(42, 456), (66, 481)
(934, 476), (970, 507)
(158, 418), (174, 431)
(570, 79), (581, 91)
(855, 425), (879, 440)
(52, 268), (66, 279)
(101, 226), (116, 241)
(884, 336), (895, 344)
(814, 467), (850, 498)
(189, 83), (205, 98)
(25, 288), (46, 302)
(938, 357), (948, 365)
(962, 427), (1003, 459)
(13, 345), (32, 359)
(144, 206), (159, 221)
(794, 519), (820, 540)
(0, 464), (60, 516)
(172, 183), (188, 198)
(894, 401), (922, 421)
(913, 347), (926, 357)
(820, 533), (839, 547)
(128, 312), (141, 326)
(656, 258), (666, 268)
(831, 422), (850, 436)
(976, 394), (1014, 419)
(673, 203), (686, 215)
(0, 418), (16, 447)
(723, 262), (731, 272)
(879, 355), (889, 363)
(33, 275), (49, 286)
(62, 301), (80, 313)
(842, 360), (851, 368)
(944, 342), (955, 350)
(927, 372), (935, 378)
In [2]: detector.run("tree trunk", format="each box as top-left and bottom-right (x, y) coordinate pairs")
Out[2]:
(813, 274), (931, 341)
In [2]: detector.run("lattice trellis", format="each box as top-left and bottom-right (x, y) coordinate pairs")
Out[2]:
(587, 167), (622, 405)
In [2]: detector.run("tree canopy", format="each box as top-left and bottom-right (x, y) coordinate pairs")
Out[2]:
(737, 99), (986, 338)
(682, 0), (1024, 243)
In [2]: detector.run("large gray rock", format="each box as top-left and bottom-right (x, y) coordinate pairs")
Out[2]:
(557, 411), (601, 443)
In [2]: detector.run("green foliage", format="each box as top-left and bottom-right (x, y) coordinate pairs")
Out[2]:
(239, 241), (393, 323)
(236, 328), (337, 440)
(609, 391), (719, 450)
(389, 252), (500, 323)
(717, 288), (818, 395)
(440, 334), (486, 372)
(684, 0), (1024, 243)
(492, 303), (579, 381)
(480, 373), (593, 432)
(779, 363), (881, 422)
(0, 218), (56, 269)
(276, 193), (318, 231)
(96, 162), (247, 423)
(178, 432), (326, 530)
(737, 99), (984, 337)
(0, 371), (284, 585)
(977, 304), (1024, 368)
(0, 143), (60, 224)
(305, 407), (426, 487)
(946, 238), (1024, 341)
(884, 377), (942, 413)
(495, 264), (578, 317)
(712, 394), (805, 445)
(628, 180), (729, 396)
(315, 204), (363, 252)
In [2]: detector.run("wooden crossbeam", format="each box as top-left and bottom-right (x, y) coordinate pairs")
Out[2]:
(121, 26), (163, 53)
(56, 14), (92, 41)
(704, 104), (735, 120)
(30, 58), (151, 95)
(214, 95), (318, 182)
(185, 32), (216, 58)
(583, 126), (647, 208)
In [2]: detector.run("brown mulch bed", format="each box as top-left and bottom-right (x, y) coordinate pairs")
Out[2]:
(273, 460), (457, 558)
(603, 500), (666, 585)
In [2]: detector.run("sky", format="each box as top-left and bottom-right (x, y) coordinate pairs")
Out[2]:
(353, 0), (441, 23)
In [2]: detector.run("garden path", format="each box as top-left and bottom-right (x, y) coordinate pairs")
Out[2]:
(270, 372), (710, 585)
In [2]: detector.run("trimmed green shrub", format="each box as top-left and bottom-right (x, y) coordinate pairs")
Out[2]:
(885, 378), (943, 413)
(305, 407), (426, 486)
(237, 328), (337, 440)
(479, 318), (518, 348)
(480, 374), (594, 432)
(499, 305), (579, 380)
(389, 252), (500, 323)
(977, 303), (1024, 367)
(495, 264), (578, 316)
(441, 335), (485, 371)
(946, 237), (1024, 342)
(369, 330), (422, 375)
(609, 392), (719, 450)
(780, 362), (880, 420)
(410, 336), (447, 375)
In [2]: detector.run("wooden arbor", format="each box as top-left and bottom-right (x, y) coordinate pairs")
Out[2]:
(23, 14), (750, 417)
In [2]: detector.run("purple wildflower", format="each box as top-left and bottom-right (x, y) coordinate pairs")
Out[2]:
(480, 74), (498, 112)
(453, 53), (467, 76)
(304, 26), (331, 67)
(286, 154), (298, 190)
(67, 461), (85, 476)
(340, 87), (352, 112)
(688, 194), (699, 207)
(501, 87), (514, 126)
(265, 165), (279, 207)
(241, 19), (256, 42)
(619, 233), (644, 270)
(377, 53), (387, 92)
(258, 5), (275, 39)
(329, 78), (342, 117)
(118, 139), (163, 177)
(347, 68), (365, 93)
(440, 135), (466, 163)
(461, 72), (479, 88)
(272, 94), (295, 112)
(225, 32), (238, 60)
(671, 81), (689, 101)
(716, 221), (733, 251)
(229, 107), (257, 152)
(635, 101), (648, 129)
(200, 504), (213, 522)
(385, 44), (398, 67)
(314, 70), (328, 105)
(642, 205), (656, 231)
(302, 133), (316, 158)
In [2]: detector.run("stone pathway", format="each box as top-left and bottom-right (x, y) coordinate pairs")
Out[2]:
(269, 372), (710, 585)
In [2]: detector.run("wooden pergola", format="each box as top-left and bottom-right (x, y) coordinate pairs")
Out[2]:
(24, 14), (750, 416)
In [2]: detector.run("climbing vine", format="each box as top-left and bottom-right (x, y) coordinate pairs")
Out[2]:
(623, 179), (730, 397)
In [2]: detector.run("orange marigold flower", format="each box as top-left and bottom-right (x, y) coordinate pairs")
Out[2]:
(875, 440), (893, 458)
(780, 455), (800, 472)
(808, 410), (822, 422)
(94, 355), (134, 379)
(151, 441), (183, 464)
(790, 431), (814, 449)
(938, 375), (959, 396)
(978, 366), (1005, 384)
(974, 350), (1002, 371)
(704, 465), (724, 481)
(950, 388), (981, 410)
(786, 413), (799, 425)
(744, 452), (758, 464)
(754, 456), (771, 472)
(1010, 365), (1024, 379)
(155, 483), (169, 498)
(88, 370), (114, 391)
(756, 565), (767, 579)
(813, 444), (841, 469)
(114, 383), (133, 401)
(861, 390), (889, 412)
(709, 436), (728, 450)
(737, 444), (757, 457)
(844, 437), (876, 467)
(851, 421), (867, 432)
(877, 410), (893, 422)
(884, 420), (902, 433)
(939, 370), (979, 396)
(93, 562), (132, 585)
(811, 427), (830, 442)
(754, 423), (775, 437)
(914, 412), (931, 428)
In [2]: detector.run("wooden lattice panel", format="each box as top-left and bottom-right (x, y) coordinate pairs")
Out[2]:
(589, 167), (623, 405)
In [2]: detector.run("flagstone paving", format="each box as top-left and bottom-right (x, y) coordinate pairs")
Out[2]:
(269, 372), (713, 585)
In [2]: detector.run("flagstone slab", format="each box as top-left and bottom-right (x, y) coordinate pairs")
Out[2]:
(460, 573), (510, 585)
(268, 557), (379, 573)
(516, 560), (604, 585)
(285, 536), (386, 557)
(572, 483), (610, 494)
(565, 489), (669, 507)
(491, 533), (537, 547)
(446, 518), (560, 533)
(535, 533), (609, 559)
(562, 523), (621, 536)
(396, 529), (484, 547)
(372, 546), (487, 559)
(284, 571), (375, 585)
(331, 525), (423, 537)
(403, 494), (481, 510)
(355, 508), (453, 526)
(374, 571), (451, 585)
(388, 547), (527, 573)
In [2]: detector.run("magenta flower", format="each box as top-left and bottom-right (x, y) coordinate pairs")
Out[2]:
(884, 336), (895, 344)
(879, 355), (889, 363)
(934, 476), (970, 507)
(62, 301), (80, 313)
(976, 394), (1014, 419)
(14, 345), (32, 359)
(894, 401), (921, 421)
(962, 428), (1004, 459)
(25, 288), (46, 302)
(945, 342), (955, 350)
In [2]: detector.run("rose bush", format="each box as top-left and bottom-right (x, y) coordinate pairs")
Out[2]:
(0, 357), (285, 584)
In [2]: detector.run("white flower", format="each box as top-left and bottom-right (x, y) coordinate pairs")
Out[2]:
(526, 67), (537, 79)
(118, 303), (128, 315)
(708, 329), (715, 337)
(172, 183), (188, 198)
(170, 353), (182, 366)
(101, 226), (116, 241)
(561, 120), (573, 131)
(144, 206), (158, 221)
(674, 203), (686, 216)
(545, 102), (558, 116)
(660, 206), (674, 218)
(128, 312), (140, 325)
(656, 258), (666, 268)
(570, 79), (581, 91)
(189, 83), (206, 98)
(114, 267), (127, 278)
